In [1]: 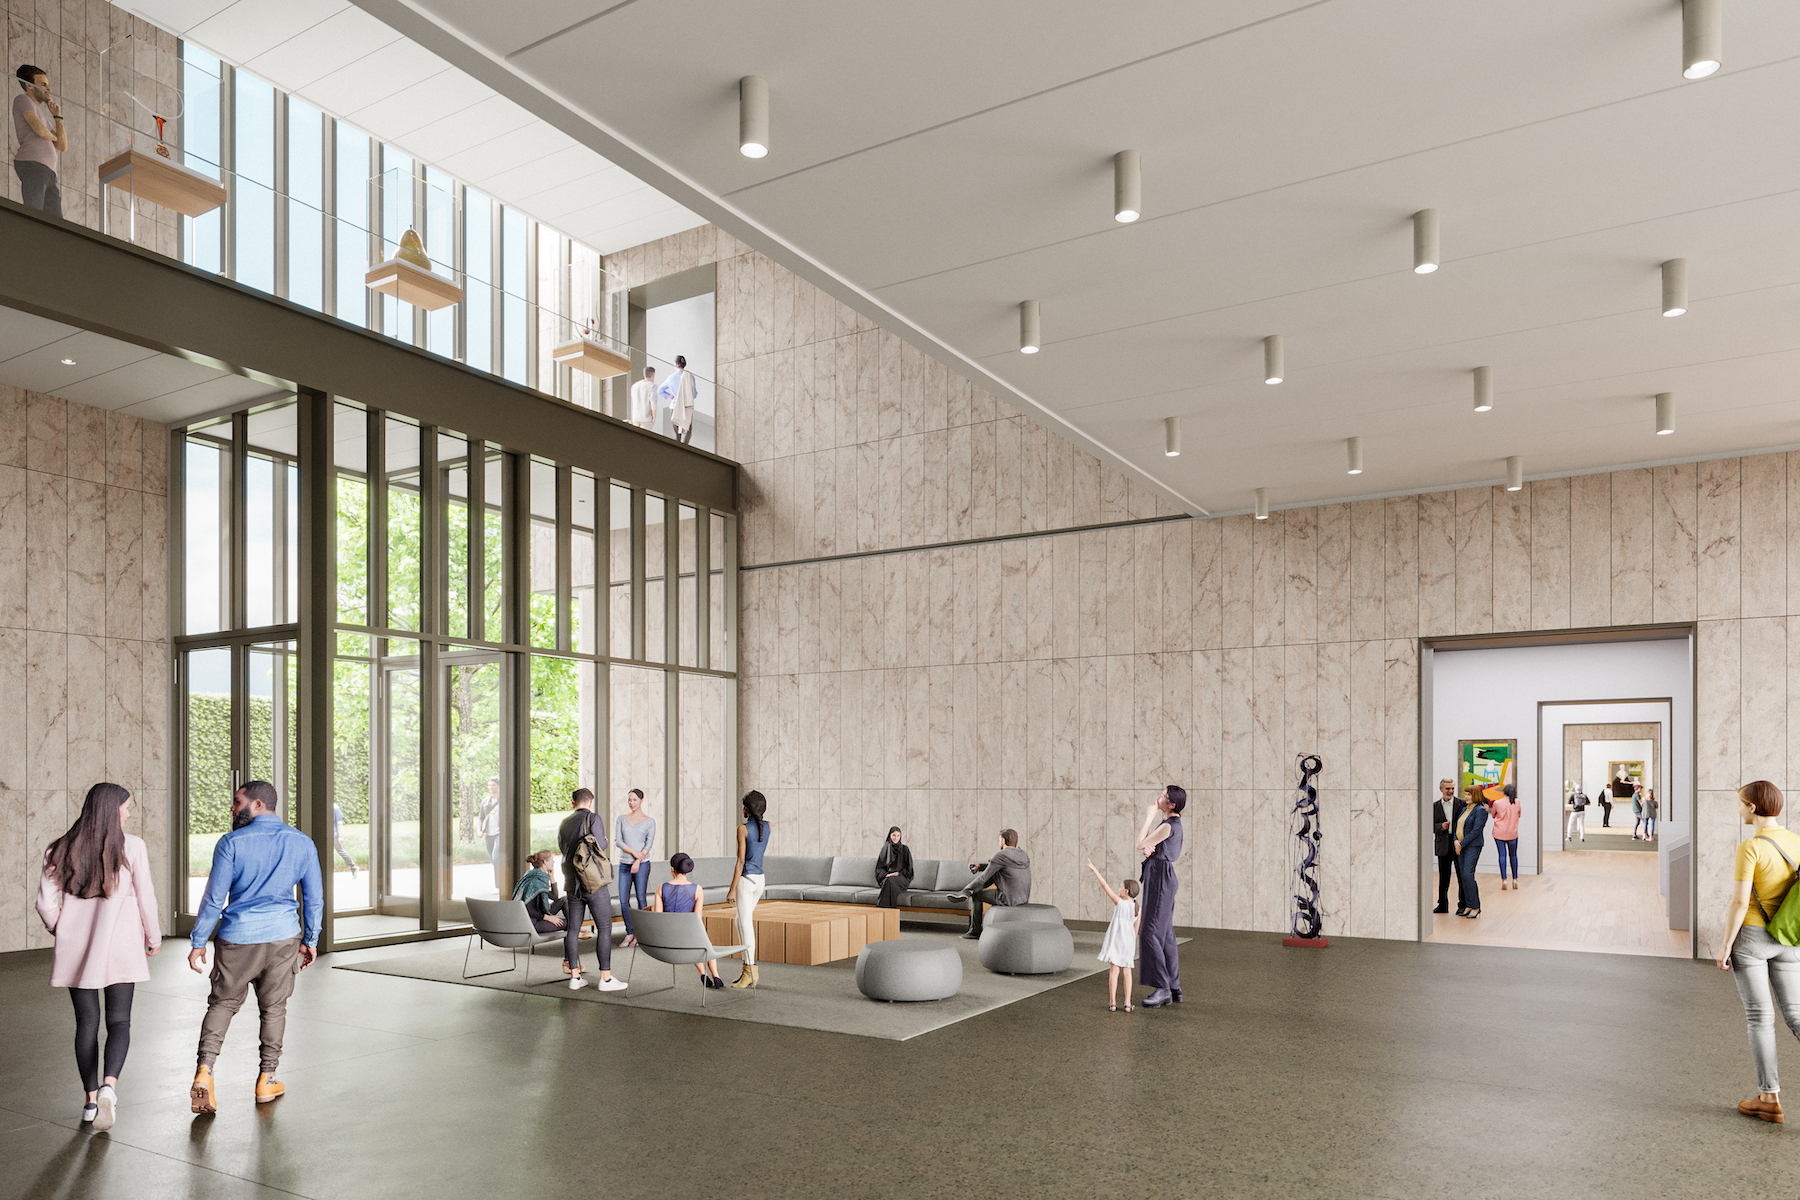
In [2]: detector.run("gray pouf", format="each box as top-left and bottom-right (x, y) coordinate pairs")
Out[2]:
(855, 940), (963, 1002)
(978, 921), (1074, 975)
(986, 903), (1064, 927)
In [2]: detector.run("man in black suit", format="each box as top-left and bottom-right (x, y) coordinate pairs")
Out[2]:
(1431, 778), (1462, 914)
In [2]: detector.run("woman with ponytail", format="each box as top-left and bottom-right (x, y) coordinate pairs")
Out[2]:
(725, 791), (771, 989)
(36, 782), (162, 1131)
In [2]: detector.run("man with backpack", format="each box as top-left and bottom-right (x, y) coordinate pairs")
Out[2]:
(559, 789), (626, 992)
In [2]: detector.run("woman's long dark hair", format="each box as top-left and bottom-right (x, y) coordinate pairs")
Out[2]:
(741, 790), (767, 840)
(45, 783), (131, 900)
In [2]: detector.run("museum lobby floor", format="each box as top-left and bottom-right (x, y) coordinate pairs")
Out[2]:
(0, 926), (1784, 1199)
(1426, 851), (1689, 959)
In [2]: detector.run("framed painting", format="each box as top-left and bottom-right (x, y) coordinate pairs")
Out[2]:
(1459, 739), (1517, 800)
(1608, 760), (1646, 796)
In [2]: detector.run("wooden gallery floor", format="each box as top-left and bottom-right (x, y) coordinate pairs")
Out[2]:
(1426, 849), (1690, 958)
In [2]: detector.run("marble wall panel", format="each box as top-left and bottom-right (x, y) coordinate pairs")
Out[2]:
(1491, 486), (1532, 633)
(1530, 477), (1571, 630)
(1612, 467), (1654, 625)
(1739, 617), (1786, 789)
(1349, 500), (1385, 643)
(1417, 491), (1456, 638)
(1251, 511), (1285, 647)
(1652, 463), (1699, 622)
(1741, 453), (1785, 619)
(1221, 516), (1252, 649)
(1384, 497), (1418, 639)
(1455, 486), (1493, 634)
(1349, 789), (1385, 938)
(0, 789), (25, 952)
(1698, 458), (1741, 622)
(1696, 620), (1740, 792)
(0, 467), (23, 629)
(1570, 472), (1611, 628)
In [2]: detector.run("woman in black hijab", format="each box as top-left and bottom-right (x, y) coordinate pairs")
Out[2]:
(875, 826), (913, 909)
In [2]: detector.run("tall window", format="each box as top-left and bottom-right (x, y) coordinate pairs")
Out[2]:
(288, 98), (324, 312)
(180, 43), (221, 274)
(233, 70), (276, 294)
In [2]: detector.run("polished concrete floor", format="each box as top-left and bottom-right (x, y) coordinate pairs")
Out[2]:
(1426, 854), (1689, 958)
(0, 928), (1789, 1200)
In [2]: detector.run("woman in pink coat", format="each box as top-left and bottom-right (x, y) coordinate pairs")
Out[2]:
(36, 782), (162, 1132)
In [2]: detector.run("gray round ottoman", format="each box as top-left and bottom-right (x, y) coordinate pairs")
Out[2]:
(986, 903), (1063, 928)
(855, 940), (963, 1002)
(978, 921), (1075, 975)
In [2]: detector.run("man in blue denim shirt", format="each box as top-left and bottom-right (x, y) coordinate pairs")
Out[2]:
(185, 781), (322, 1113)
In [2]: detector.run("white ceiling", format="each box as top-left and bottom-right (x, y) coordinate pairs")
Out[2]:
(0, 304), (291, 423)
(337, 0), (1800, 515)
(118, 0), (706, 253)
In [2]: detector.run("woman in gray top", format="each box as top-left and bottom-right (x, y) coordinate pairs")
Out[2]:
(614, 789), (656, 947)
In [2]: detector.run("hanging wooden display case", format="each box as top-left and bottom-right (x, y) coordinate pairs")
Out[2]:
(551, 338), (632, 379)
(97, 148), (227, 217)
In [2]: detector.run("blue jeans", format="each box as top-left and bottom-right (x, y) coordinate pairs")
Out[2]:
(1456, 842), (1483, 911)
(1645, 817), (1657, 838)
(617, 863), (649, 935)
(1495, 838), (1519, 880)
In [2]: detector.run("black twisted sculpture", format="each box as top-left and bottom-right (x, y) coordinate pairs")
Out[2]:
(1287, 753), (1325, 944)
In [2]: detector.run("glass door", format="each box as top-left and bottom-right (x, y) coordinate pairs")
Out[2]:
(442, 652), (506, 922)
(178, 640), (300, 924)
(369, 645), (424, 933)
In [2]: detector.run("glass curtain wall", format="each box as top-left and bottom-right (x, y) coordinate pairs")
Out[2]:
(174, 55), (621, 408)
(176, 399), (736, 949)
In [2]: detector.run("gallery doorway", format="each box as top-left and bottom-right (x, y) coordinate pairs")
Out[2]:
(1419, 627), (1694, 959)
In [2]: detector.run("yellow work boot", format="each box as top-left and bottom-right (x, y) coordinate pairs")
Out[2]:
(190, 1065), (217, 1114)
(255, 1073), (285, 1104)
(729, 963), (757, 989)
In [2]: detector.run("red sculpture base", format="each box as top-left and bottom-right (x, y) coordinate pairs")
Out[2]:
(1282, 936), (1330, 949)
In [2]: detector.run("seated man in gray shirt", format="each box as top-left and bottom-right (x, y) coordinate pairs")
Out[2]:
(945, 828), (1031, 939)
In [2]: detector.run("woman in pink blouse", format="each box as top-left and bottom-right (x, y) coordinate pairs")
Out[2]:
(1485, 783), (1524, 891)
(35, 782), (162, 1132)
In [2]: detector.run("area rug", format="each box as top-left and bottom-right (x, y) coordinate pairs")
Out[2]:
(334, 926), (1183, 1041)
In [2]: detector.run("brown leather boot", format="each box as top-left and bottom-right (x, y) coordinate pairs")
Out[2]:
(190, 1065), (217, 1114)
(729, 963), (758, 989)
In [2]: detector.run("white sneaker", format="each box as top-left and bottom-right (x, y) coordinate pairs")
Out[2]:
(81, 1102), (97, 1124)
(595, 977), (628, 992)
(93, 1085), (116, 1132)
(569, 976), (589, 991)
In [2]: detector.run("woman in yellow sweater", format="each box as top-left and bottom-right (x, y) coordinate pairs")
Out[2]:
(1716, 780), (1800, 1124)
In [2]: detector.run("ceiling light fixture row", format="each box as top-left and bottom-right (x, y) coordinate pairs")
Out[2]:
(1263, 335), (1284, 385)
(1254, 487), (1269, 520)
(1113, 151), (1141, 223)
(1661, 258), (1688, 317)
(1346, 436), (1363, 475)
(1656, 392), (1676, 435)
(1165, 416), (1181, 457)
(1505, 456), (1523, 492)
(1019, 300), (1041, 354)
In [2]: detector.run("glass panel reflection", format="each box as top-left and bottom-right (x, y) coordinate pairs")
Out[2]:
(446, 656), (503, 902)
(184, 646), (233, 914)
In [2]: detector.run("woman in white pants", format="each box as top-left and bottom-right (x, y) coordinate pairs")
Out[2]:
(1566, 788), (1589, 843)
(726, 791), (770, 989)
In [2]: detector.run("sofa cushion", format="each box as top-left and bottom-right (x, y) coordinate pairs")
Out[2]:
(907, 860), (941, 890)
(761, 884), (811, 901)
(829, 857), (880, 887)
(688, 857), (736, 890)
(849, 889), (881, 905)
(802, 886), (864, 903)
(904, 890), (965, 909)
(935, 859), (977, 892)
(761, 855), (834, 886)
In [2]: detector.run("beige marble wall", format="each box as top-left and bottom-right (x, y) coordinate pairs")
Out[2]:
(613, 224), (1788, 952)
(0, 385), (170, 951)
(0, 0), (182, 257)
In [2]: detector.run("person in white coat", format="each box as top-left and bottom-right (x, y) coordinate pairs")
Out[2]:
(628, 366), (658, 431)
(660, 355), (698, 444)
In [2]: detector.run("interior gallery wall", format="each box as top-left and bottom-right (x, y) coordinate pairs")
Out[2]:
(0, 386), (171, 952)
(1430, 641), (1689, 886)
(614, 222), (1800, 954)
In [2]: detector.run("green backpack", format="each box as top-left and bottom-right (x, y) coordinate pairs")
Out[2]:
(1753, 836), (1800, 946)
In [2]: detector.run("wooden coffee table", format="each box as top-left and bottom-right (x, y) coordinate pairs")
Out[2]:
(701, 901), (899, 965)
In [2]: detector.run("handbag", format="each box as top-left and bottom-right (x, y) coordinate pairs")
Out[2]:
(1752, 835), (1800, 947)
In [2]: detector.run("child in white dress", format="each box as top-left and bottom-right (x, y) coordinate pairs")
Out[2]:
(1087, 860), (1140, 1013)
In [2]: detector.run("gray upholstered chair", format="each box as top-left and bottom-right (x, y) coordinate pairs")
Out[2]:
(855, 940), (962, 1002)
(977, 920), (1075, 975)
(625, 908), (750, 1007)
(463, 897), (565, 985)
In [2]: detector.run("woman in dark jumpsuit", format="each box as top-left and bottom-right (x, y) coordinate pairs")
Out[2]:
(1136, 785), (1186, 1009)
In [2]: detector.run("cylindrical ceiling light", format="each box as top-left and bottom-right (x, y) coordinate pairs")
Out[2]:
(1113, 150), (1141, 223)
(1254, 487), (1269, 520)
(1263, 334), (1284, 385)
(1505, 456), (1523, 492)
(1413, 208), (1440, 274)
(739, 75), (769, 158)
(1346, 436), (1363, 475)
(1683, 0), (1721, 79)
(1019, 300), (1041, 354)
(1164, 416), (1181, 457)
(1656, 392), (1676, 435)
(1661, 258), (1688, 317)
(1473, 366), (1494, 412)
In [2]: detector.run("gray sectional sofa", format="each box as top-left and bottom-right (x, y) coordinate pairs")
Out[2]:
(603, 855), (973, 917)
